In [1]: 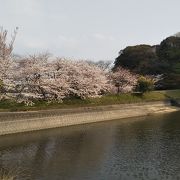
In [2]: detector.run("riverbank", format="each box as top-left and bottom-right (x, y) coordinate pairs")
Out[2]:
(0, 101), (179, 136)
(0, 90), (180, 112)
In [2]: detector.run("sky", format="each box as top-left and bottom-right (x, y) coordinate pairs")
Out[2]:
(0, 0), (180, 61)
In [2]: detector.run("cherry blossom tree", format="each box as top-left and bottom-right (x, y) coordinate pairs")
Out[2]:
(0, 27), (139, 104)
(86, 60), (113, 72)
(13, 53), (66, 101)
(0, 27), (18, 81)
(13, 56), (111, 102)
(110, 67), (138, 93)
(0, 27), (18, 99)
(53, 58), (111, 99)
(13, 56), (138, 103)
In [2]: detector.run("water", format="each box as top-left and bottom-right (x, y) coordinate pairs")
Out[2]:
(0, 111), (180, 180)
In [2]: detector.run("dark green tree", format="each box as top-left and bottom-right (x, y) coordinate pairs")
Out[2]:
(157, 36), (180, 89)
(113, 45), (159, 75)
(113, 35), (180, 89)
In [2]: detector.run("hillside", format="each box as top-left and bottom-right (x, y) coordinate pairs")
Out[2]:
(114, 34), (180, 89)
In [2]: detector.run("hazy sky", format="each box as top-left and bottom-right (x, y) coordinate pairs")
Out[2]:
(1, 0), (180, 60)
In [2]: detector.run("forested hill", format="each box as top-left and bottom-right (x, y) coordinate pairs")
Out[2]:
(113, 34), (180, 89)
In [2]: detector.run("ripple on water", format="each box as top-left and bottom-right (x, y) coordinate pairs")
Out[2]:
(0, 111), (180, 179)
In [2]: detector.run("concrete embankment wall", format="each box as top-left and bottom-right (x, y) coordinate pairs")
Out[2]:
(0, 101), (179, 136)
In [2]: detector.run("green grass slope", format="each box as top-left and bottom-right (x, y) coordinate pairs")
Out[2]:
(0, 90), (179, 112)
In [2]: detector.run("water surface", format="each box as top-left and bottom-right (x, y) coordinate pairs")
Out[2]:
(0, 111), (180, 180)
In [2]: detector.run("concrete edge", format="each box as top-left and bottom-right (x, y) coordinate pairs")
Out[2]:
(0, 101), (179, 136)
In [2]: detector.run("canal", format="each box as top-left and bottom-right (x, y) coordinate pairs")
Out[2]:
(0, 111), (180, 180)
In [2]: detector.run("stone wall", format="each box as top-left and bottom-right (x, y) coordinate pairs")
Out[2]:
(0, 101), (179, 136)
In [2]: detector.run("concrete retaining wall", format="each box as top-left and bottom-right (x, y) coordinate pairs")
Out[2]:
(0, 101), (179, 136)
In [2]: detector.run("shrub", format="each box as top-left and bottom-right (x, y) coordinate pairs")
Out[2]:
(136, 76), (154, 93)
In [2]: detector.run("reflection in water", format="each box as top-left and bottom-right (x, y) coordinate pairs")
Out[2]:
(0, 111), (180, 180)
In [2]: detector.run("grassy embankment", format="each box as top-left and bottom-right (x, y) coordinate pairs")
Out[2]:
(0, 90), (179, 112)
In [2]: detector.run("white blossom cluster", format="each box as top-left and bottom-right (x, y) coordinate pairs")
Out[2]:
(12, 55), (111, 102)
(0, 27), (138, 105)
(110, 67), (138, 93)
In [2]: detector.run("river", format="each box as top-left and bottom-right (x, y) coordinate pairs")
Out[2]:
(0, 111), (180, 180)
